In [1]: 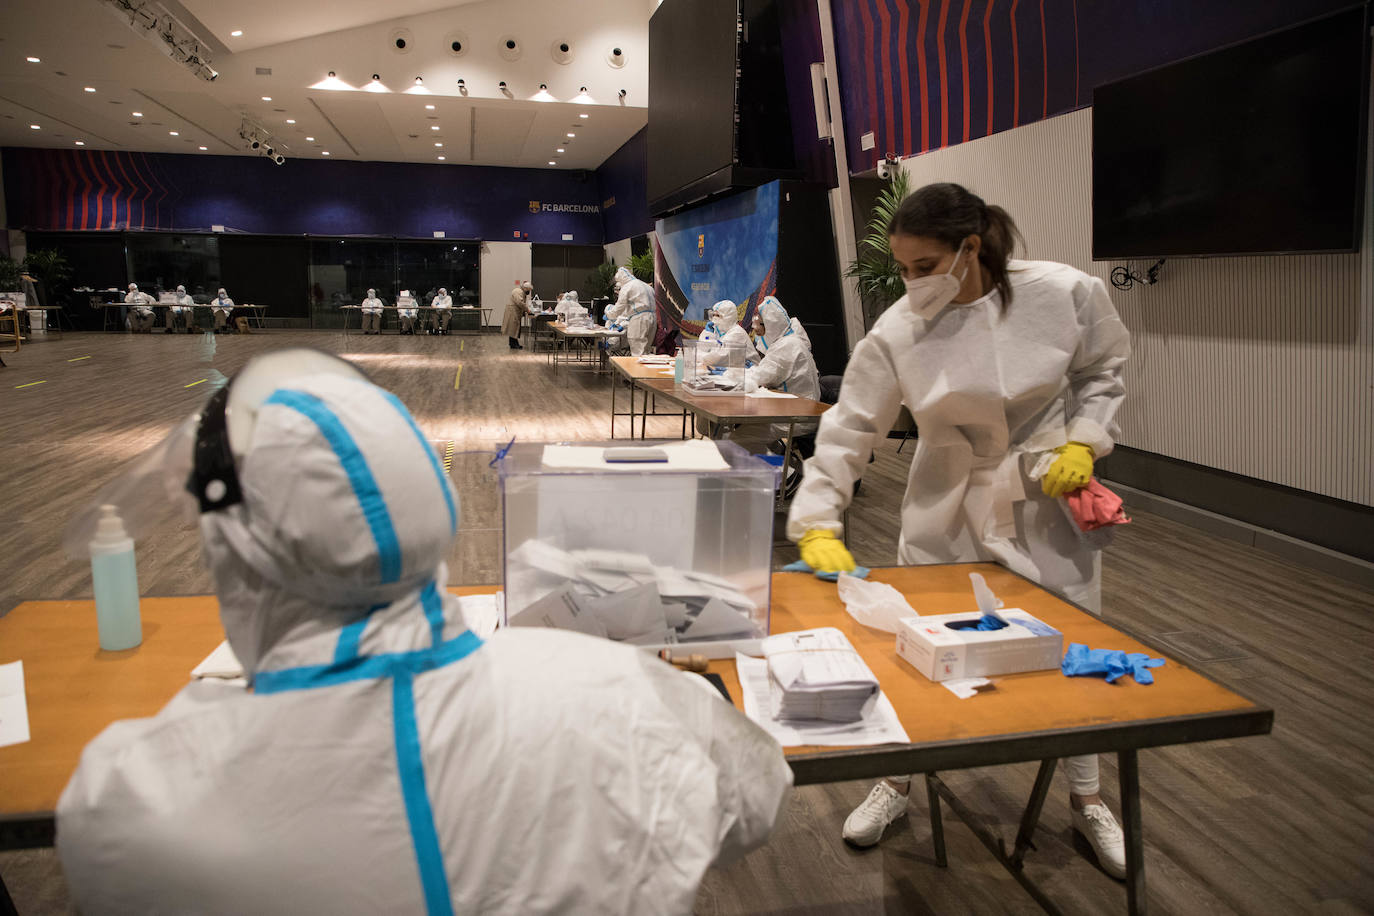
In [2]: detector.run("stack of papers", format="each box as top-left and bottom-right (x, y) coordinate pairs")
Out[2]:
(541, 439), (729, 471)
(762, 628), (880, 723)
(506, 540), (763, 650)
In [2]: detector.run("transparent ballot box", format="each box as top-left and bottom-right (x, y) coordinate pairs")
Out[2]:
(498, 439), (779, 656)
(680, 340), (749, 394)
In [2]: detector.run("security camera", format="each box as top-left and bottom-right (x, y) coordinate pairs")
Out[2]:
(876, 155), (899, 180)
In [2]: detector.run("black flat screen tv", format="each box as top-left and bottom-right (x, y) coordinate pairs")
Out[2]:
(1093, 6), (1369, 260)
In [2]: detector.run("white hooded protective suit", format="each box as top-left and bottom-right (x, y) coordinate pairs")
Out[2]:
(787, 260), (1130, 611)
(171, 285), (193, 312)
(607, 266), (656, 355)
(700, 300), (754, 372)
(57, 372), (792, 916)
(361, 288), (384, 314)
(744, 298), (820, 401)
(430, 289), (452, 310)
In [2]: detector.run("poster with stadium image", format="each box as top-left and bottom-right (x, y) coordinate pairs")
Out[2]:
(653, 182), (780, 341)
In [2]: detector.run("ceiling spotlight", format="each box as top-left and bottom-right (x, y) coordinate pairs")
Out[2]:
(285, 118), (295, 124)
(75, 140), (85, 145)
(434, 142), (443, 147)
(364, 74), (389, 93)
(169, 130), (179, 135)
(198, 145), (207, 150)
(306, 136), (315, 141)
(425, 103), (435, 110)
(431, 125), (440, 130)
(261, 96), (272, 101)
(548, 160), (556, 165)
(618, 89), (627, 98)
(566, 132), (575, 138)
(322, 151), (330, 156)
(579, 86), (587, 93)
(556, 147), (565, 153)
(312, 71), (353, 91)
(456, 79), (465, 88)
(29, 124), (40, 130)
(414, 76), (423, 85)
(264, 146), (274, 156)
(230, 30), (243, 37)
(498, 81), (507, 89)
(579, 113), (588, 119)
(84, 86), (96, 93)
(26, 56), (40, 63)
(132, 111), (143, 117)
(539, 83), (547, 90)
(437, 155), (445, 160)
(272, 154), (285, 165)
(329, 71), (335, 77)
(373, 74), (380, 81)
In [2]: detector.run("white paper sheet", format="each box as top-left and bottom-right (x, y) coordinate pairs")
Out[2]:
(682, 598), (759, 639)
(579, 583), (667, 640)
(941, 676), (994, 699)
(736, 655), (909, 748)
(458, 593), (503, 638)
(0, 660), (32, 748)
(507, 585), (608, 637)
(540, 439), (729, 472)
(191, 641), (244, 680)
(746, 389), (797, 399)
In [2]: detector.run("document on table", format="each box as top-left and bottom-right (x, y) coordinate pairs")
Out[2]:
(541, 438), (730, 471)
(192, 640), (245, 681)
(735, 654), (909, 747)
(746, 389), (797, 399)
(0, 660), (32, 748)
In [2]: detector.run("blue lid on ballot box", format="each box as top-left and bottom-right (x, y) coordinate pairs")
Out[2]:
(496, 440), (779, 658)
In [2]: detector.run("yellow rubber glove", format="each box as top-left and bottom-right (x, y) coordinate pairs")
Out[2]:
(1041, 441), (1095, 498)
(798, 529), (857, 574)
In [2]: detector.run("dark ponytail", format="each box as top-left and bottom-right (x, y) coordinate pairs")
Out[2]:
(887, 182), (1023, 307)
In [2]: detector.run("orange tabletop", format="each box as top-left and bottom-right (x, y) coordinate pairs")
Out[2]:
(610, 355), (676, 380)
(0, 567), (1269, 841)
(646, 382), (831, 425)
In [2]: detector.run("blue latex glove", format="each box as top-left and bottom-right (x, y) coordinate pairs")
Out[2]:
(945, 614), (1009, 631)
(1061, 643), (1165, 685)
(782, 559), (871, 581)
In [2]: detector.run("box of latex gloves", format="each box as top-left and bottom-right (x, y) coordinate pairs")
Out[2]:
(497, 439), (778, 657)
(895, 610), (1063, 682)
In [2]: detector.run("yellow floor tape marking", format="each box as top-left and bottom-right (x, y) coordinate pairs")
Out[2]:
(184, 379), (208, 388)
(67, 356), (91, 362)
(443, 440), (455, 474)
(15, 380), (47, 389)
(454, 365), (462, 389)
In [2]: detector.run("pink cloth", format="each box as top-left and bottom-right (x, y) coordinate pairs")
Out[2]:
(1065, 479), (1131, 531)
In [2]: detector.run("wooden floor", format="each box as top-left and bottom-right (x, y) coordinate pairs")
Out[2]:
(2, 330), (1371, 914)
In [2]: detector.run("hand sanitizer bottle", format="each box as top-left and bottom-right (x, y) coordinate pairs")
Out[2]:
(89, 505), (143, 651)
(673, 347), (684, 384)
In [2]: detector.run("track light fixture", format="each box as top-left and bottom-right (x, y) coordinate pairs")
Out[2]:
(97, 0), (217, 80)
(239, 118), (287, 166)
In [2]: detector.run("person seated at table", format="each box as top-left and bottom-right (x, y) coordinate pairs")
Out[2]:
(124, 283), (155, 333)
(360, 288), (384, 335)
(502, 280), (533, 349)
(723, 297), (821, 456)
(211, 287), (234, 333)
(787, 182), (1132, 878)
(429, 287), (453, 335)
(396, 290), (418, 335)
(167, 284), (195, 334)
(55, 349), (793, 915)
(700, 299), (754, 368)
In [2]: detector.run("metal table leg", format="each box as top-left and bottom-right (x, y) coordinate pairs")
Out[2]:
(1010, 758), (1059, 867)
(1120, 749), (1146, 915)
(925, 774), (948, 867)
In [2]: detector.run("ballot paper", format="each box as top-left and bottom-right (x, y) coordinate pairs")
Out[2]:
(736, 654), (909, 748)
(762, 628), (880, 723)
(192, 640), (245, 680)
(540, 439), (730, 472)
(0, 661), (32, 748)
(941, 676), (994, 699)
(745, 389), (798, 399)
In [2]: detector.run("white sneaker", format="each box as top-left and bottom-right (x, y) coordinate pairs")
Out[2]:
(1072, 803), (1127, 879)
(842, 781), (909, 847)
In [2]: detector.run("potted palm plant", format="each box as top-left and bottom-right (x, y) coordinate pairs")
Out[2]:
(845, 170), (909, 329)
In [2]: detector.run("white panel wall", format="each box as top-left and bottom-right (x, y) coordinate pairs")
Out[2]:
(603, 229), (654, 269)
(479, 241), (532, 325)
(898, 105), (1374, 506)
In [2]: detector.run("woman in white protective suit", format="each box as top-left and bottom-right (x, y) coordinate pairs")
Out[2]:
(211, 287), (234, 333)
(700, 299), (754, 367)
(788, 182), (1132, 877)
(725, 297), (821, 456)
(605, 266), (657, 355)
(360, 287), (385, 335)
(167, 284), (194, 333)
(56, 349), (793, 916)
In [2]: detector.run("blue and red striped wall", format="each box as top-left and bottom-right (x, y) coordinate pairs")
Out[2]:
(831, 0), (1358, 171)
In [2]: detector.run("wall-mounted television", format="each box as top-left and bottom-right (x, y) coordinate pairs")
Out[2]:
(1093, 6), (1369, 260)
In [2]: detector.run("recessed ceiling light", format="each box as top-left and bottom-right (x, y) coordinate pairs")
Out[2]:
(261, 96), (272, 101)
(579, 113), (588, 118)
(169, 130), (179, 135)
(230, 30), (243, 37)
(556, 147), (565, 153)
(286, 119), (296, 124)
(321, 151), (330, 156)
(29, 124), (40, 130)
(26, 57), (40, 63)
(75, 140), (85, 146)
(548, 160), (556, 165)
(425, 104), (435, 110)
(84, 87), (96, 93)
(198, 145), (207, 150)
(431, 125), (440, 130)
(566, 132), (575, 138)
(132, 111), (142, 117)
(437, 155), (445, 160)
(434, 142), (443, 147)
(306, 136), (315, 142)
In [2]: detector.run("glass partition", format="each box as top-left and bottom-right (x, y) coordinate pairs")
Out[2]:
(125, 234), (222, 301)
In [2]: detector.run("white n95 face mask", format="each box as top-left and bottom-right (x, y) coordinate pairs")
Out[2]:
(904, 240), (969, 319)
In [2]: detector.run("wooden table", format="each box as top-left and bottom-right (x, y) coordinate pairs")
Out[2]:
(608, 355), (686, 438)
(340, 305), (489, 335)
(0, 567), (1270, 914)
(547, 321), (624, 377)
